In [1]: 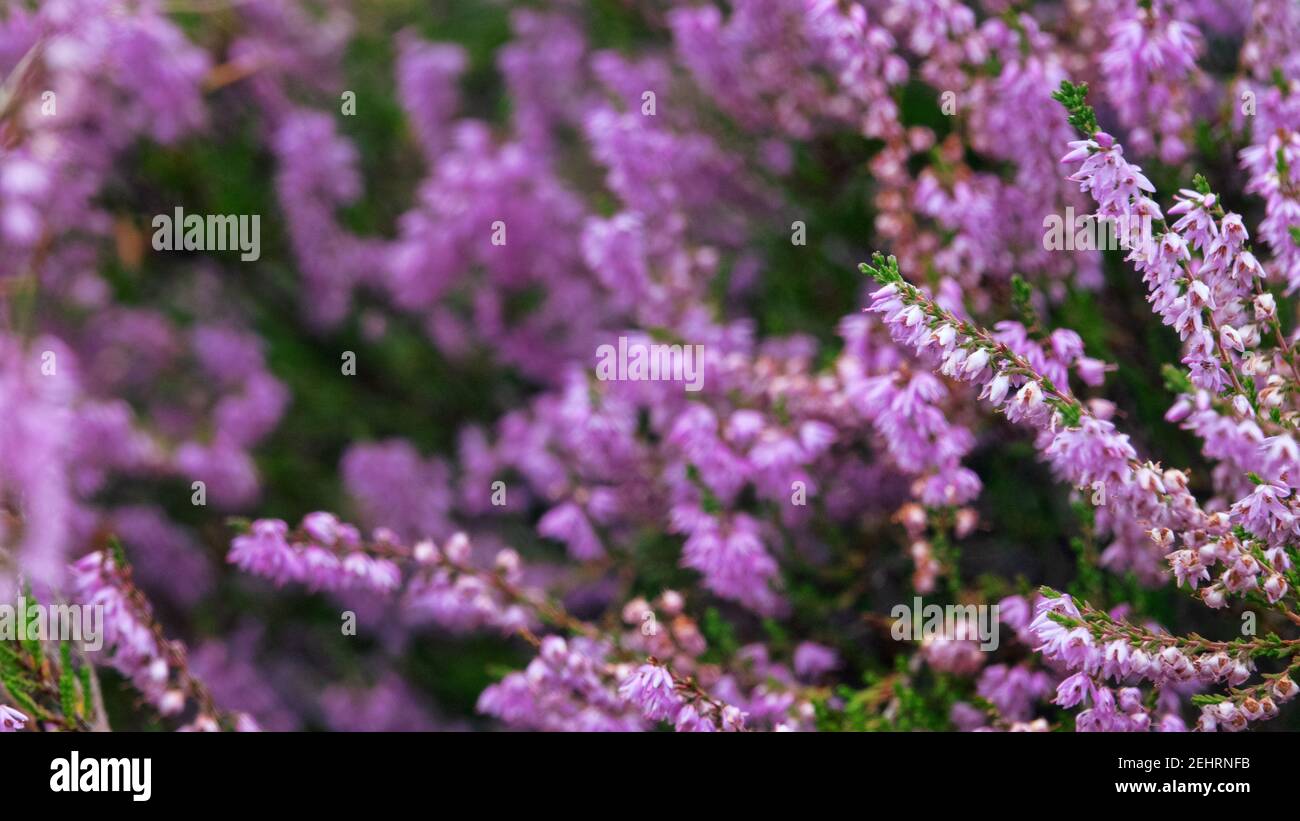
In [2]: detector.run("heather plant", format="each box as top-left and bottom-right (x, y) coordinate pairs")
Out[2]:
(1, 0), (1300, 734)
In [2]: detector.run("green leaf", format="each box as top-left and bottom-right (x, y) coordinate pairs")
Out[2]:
(0, 641), (23, 677)
(78, 664), (93, 718)
(1051, 80), (1099, 137)
(1010, 275), (1044, 337)
(59, 642), (76, 726)
(4, 685), (42, 724)
(107, 535), (128, 569)
(20, 584), (42, 668)
(1161, 363), (1193, 394)
(700, 607), (739, 662)
(859, 252), (902, 285)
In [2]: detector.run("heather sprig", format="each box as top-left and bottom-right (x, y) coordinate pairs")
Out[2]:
(1033, 587), (1299, 731)
(73, 549), (255, 732)
(226, 515), (822, 731)
(1052, 80), (1100, 139)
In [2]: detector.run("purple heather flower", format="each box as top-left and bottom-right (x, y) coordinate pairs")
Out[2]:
(0, 705), (27, 732)
(618, 663), (682, 723)
(1054, 672), (1092, 709)
(537, 502), (605, 561)
(793, 642), (840, 680)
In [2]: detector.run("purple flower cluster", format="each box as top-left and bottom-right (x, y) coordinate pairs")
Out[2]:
(858, 69), (1300, 728)
(1030, 592), (1296, 732)
(229, 515), (402, 594)
(222, 516), (816, 731)
(1100, 0), (1204, 163)
(4, 0), (1300, 734)
(72, 550), (256, 731)
(479, 637), (648, 732)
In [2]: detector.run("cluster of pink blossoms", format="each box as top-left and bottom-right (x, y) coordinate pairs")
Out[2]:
(4, 0), (1300, 733)
(222, 513), (838, 731)
(1032, 592), (1298, 731)
(864, 72), (1300, 730)
(229, 515), (402, 595)
(72, 550), (258, 731)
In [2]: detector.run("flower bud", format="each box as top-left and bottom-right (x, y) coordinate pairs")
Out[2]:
(1227, 660), (1252, 687)
(1196, 584), (1227, 610)
(621, 597), (652, 625)
(1241, 697), (1263, 720)
(1263, 573), (1288, 604)
(1219, 325), (1245, 353)
(413, 539), (438, 563)
(1255, 292), (1276, 320)
(659, 589), (685, 616)
(494, 548), (521, 577)
(1014, 381), (1043, 412)
(963, 347), (990, 377)
(955, 508), (978, 538)
(985, 372), (1011, 405)
(444, 532), (471, 563)
(159, 690), (186, 716)
(1271, 675), (1297, 702)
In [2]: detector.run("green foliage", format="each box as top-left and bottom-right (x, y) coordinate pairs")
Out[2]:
(0, 618), (45, 723)
(818, 656), (962, 731)
(59, 642), (77, 728)
(750, 135), (876, 343)
(1067, 505), (1104, 603)
(20, 583), (41, 668)
(78, 663), (93, 718)
(0, 588), (97, 730)
(1051, 80), (1099, 137)
(859, 252), (903, 285)
(700, 607), (740, 664)
(107, 535), (128, 569)
(1011, 275), (1045, 338)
